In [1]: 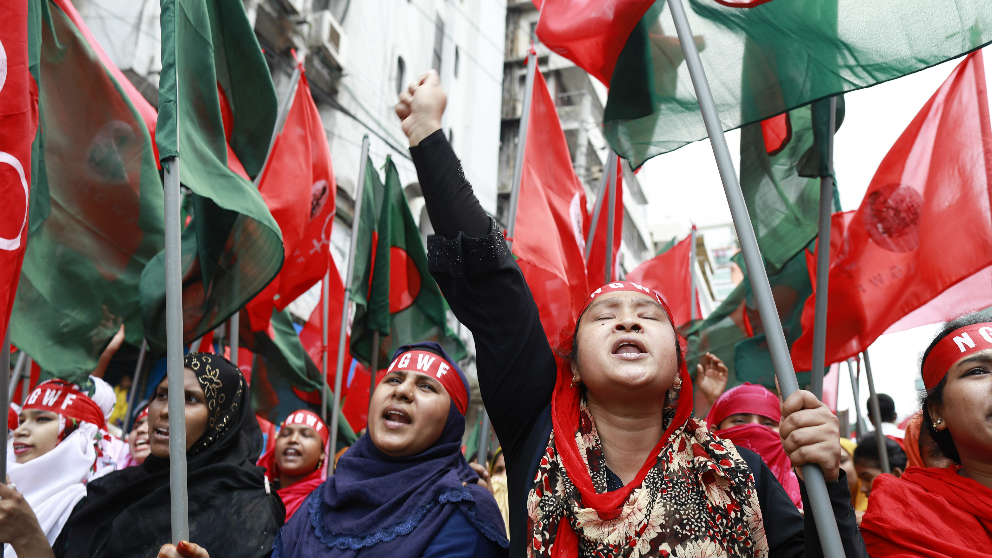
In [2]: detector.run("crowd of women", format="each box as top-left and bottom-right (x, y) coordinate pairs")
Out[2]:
(1, 71), (990, 558)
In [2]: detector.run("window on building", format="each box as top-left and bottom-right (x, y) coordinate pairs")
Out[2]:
(454, 46), (460, 78)
(432, 15), (445, 72)
(395, 56), (406, 94)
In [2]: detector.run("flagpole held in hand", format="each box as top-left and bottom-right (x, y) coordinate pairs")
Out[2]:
(329, 135), (370, 464)
(665, 0), (845, 555)
(810, 97), (838, 399)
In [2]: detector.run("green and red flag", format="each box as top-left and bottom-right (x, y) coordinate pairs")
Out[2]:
(511, 68), (590, 350)
(299, 255), (351, 400)
(598, 0), (991, 167)
(626, 230), (701, 327)
(10, 0), (164, 383)
(246, 64), (336, 332)
(0, 0), (37, 344)
(791, 52), (992, 369)
(142, 0), (283, 351)
(349, 155), (466, 368)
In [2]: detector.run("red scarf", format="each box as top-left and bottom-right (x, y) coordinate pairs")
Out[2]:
(716, 423), (802, 510)
(861, 466), (992, 558)
(276, 469), (324, 520)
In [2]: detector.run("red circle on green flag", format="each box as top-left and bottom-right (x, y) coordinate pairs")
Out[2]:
(389, 246), (421, 313)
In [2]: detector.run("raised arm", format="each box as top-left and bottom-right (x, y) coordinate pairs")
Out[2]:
(396, 71), (556, 455)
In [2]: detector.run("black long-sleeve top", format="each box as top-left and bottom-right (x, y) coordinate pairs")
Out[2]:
(412, 130), (865, 558)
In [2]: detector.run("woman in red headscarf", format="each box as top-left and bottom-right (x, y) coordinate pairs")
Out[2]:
(707, 381), (803, 510)
(396, 70), (865, 557)
(861, 310), (992, 558)
(257, 410), (329, 520)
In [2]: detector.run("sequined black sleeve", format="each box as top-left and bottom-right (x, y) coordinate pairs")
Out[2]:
(413, 131), (556, 459)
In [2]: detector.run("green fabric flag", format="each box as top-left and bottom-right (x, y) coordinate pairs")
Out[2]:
(605, 0), (992, 168)
(349, 156), (467, 367)
(142, 0), (283, 352)
(11, 0), (164, 383)
(685, 243), (814, 392)
(740, 97), (843, 272)
(245, 308), (356, 445)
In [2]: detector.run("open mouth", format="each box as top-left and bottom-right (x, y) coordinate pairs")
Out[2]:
(382, 407), (412, 427)
(282, 447), (303, 458)
(152, 426), (169, 440)
(12, 443), (30, 455)
(612, 338), (647, 359)
(134, 438), (149, 449)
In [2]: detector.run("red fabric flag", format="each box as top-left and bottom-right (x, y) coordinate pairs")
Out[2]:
(0, 1), (37, 343)
(586, 157), (623, 288)
(625, 231), (702, 328)
(246, 67), (336, 331)
(512, 67), (589, 350)
(533, 0), (655, 85)
(299, 255), (351, 400)
(791, 52), (992, 369)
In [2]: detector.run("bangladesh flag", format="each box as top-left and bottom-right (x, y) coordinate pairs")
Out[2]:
(141, 0), (282, 351)
(10, 0), (164, 383)
(604, 0), (992, 167)
(740, 97), (843, 272)
(685, 244), (813, 391)
(349, 156), (466, 367)
(243, 307), (356, 446)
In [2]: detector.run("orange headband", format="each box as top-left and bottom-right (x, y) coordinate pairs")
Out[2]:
(921, 322), (992, 390)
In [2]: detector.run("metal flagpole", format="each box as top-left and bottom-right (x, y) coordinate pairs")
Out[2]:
(1, 336), (10, 481)
(846, 358), (865, 439)
(229, 313), (239, 366)
(689, 226), (698, 321)
(862, 350), (891, 474)
(665, 1), (845, 555)
(329, 135), (370, 463)
(810, 98), (838, 399)
(164, 156), (190, 541)
(585, 152), (616, 259)
(125, 340), (148, 432)
(604, 160), (618, 283)
(321, 269), (330, 423)
(477, 411), (491, 465)
(368, 332), (380, 412)
(7, 352), (26, 402)
(506, 47), (537, 240)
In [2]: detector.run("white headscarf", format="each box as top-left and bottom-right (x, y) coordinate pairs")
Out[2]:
(4, 422), (100, 557)
(87, 376), (131, 476)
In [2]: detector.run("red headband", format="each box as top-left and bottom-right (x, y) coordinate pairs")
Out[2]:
(585, 281), (666, 311)
(385, 350), (468, 414)
(282, 410), (330, 446)
(23, 380), (108, 431)
(706, 383), (781, 429)
(922, 322), (992, 390)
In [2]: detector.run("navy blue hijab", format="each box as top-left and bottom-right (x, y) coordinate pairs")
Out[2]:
(273, 342), (508, 557)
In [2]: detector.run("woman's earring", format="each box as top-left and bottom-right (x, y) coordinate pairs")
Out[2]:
(570, 376), (579, 387)
(934, 417), (944, 427)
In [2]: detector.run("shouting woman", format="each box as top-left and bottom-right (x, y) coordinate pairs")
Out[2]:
(258, 409), (328, 520)
(395, 70), (864, 557)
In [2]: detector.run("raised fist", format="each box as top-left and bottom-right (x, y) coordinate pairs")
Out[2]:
(395, 70), (446, 146)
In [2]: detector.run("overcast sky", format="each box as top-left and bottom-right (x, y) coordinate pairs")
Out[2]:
(636, 46), (992, 423)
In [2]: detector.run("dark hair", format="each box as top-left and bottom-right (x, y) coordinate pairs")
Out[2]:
(866, 393), (897, 423)
(919, 309), (992, 464)
(854, 431), (908, 471)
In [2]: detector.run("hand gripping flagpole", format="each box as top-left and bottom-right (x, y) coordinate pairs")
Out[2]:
(810, 97), (838, 399)
(665, 1), (845, 555)
(329, 135), (370, 465)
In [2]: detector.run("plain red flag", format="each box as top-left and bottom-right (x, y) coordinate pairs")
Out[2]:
(625, 231), (702, 328)
(511, 67), (589, 350)
(299, 255), (351, 399)
(791, 52), (992, 369)
(0, 1), (37, 343)
(247, 66), (336, 331)
(585, 157), (623, 288)
(533, 0), (655, 86)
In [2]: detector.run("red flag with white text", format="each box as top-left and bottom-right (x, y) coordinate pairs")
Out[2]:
(791, 52), (992, 369)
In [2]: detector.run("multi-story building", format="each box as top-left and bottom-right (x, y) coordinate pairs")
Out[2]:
(498, 0), (654, 275)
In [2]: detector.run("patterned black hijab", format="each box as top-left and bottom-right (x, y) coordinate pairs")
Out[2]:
(54, 353), (284, 557)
